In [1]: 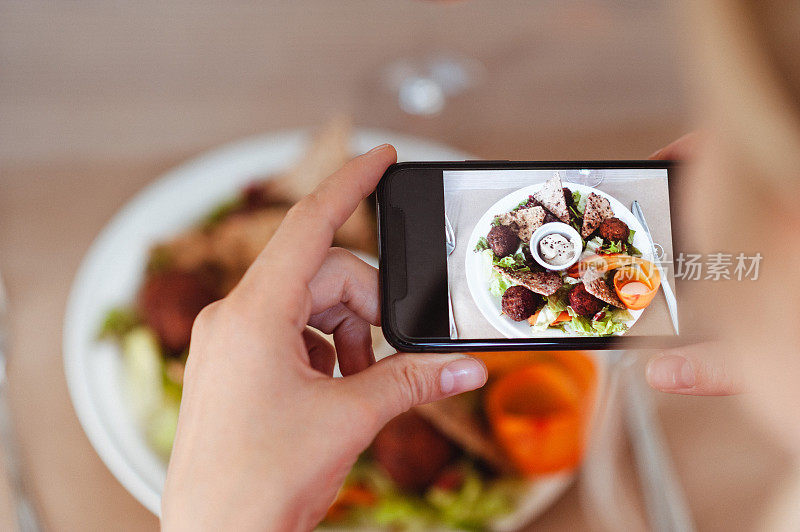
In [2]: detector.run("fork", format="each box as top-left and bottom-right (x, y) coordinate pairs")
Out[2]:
(444, 214), (458, 339)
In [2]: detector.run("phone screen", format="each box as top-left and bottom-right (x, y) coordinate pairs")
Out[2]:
(377, 161), (680, 351)
(443, 167), (676, 340)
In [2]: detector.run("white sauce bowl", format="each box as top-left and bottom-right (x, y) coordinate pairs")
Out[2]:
(530, 222), (582, 271)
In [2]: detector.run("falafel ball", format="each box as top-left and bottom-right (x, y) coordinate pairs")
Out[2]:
(568, 282), (604, 317)
(487, 224), (520, 258)
(138, 269), (219, 354)
(501, 285), (540, 321)
(598, 217), (630, 242)
(372, 411), (456, 491)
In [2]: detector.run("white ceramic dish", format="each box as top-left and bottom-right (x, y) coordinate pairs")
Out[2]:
(530, 222), (582, 271)
(63, 130), (574, 525)
(464, 182), (654, 339)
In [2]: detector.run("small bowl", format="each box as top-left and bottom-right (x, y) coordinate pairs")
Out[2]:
(530, 222), (582, 271)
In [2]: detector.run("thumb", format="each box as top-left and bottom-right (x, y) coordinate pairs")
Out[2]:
(645, 341), (744, 396)
(342, 353), (487, 428)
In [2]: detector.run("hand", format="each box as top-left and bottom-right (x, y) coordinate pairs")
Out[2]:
(160, 144), (488, 531)
(645, 132), (743, 395)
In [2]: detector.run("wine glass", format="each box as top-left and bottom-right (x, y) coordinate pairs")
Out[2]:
(562, 168), (605, 188)
(381, 0), (483, 116)
(382, 52), (484, 116)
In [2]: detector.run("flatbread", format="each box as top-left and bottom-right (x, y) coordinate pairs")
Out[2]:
(494, 265), (563, 296)
(263, 115), (352, 202)
(533, 173), (570, 223)
(496, 206), (545, 241)
(581, 192), (614, 238)
(414, 397), (515, 474)
(582, 270), (624, 308)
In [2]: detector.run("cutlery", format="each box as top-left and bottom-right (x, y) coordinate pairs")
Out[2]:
(0, 272), (41, 532)
(624, 359), (695, 532)
(444, 214), (458, 339)
(631, 201), (679, 335)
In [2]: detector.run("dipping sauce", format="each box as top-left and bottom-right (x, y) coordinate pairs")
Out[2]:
(619, 281), (650, 296)
(538, 233), (575, 266)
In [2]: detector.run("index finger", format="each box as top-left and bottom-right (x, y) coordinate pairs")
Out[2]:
(238, 144), (396, 299)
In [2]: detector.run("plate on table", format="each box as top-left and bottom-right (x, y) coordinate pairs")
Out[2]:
(63, 128), (470, 515)
(464, 182), (654, 338)
(63, 130), (581, 528)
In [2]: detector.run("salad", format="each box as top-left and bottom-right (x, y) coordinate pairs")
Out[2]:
(473, 173), (659, 337)
(322, 351), (598, 530)
(97, 118), (370, 456)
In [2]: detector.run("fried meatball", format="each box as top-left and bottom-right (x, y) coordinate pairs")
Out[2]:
(568, 282), (604, 317)
(487, 224), (520, 258)
(138, 269), (219, 354)
(598, 217), (630, 242)
(501, 285), (540, 321)
(372, 411), (456, 491)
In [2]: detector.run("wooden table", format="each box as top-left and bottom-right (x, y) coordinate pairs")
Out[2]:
(0, 1), (792, 530)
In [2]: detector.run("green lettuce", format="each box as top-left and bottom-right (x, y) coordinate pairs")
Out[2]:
(531, 287), (570, 330)
(327, 459), (518, 531)
(98, 307), (141, 340)
(565, 305), (631, 336)
(488, 269), (513, 298)
(494, 253), (527, 270)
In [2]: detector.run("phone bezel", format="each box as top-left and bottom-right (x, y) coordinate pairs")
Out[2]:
(377, 160), (680, 352)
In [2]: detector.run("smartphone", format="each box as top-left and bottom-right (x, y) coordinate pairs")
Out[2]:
(376, 160), (684, 352)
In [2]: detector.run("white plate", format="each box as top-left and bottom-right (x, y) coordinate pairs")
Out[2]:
(63, 131), (576, 525)
(464, 182), (653, 338)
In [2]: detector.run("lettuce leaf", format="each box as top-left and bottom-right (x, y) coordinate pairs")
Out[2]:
(572, 190), (585, 214)
(565, 305), (630, 336)
(585, 236), (604, 254)
(488, 268), (513, 298)
(530, 287), (571, 330)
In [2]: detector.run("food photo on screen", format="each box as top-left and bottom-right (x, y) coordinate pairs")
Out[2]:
(444, 168), (677, 340)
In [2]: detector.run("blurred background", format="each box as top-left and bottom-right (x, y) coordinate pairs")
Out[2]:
(0, 1), (792, 530)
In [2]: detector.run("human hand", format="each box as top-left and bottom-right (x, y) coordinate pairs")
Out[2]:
(160, 144), (488, 531)
(645, 132), (743, 395)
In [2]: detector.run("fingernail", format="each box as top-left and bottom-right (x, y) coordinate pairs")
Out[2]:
(364, 143), (390, 155)
(440, 357), (487, 395)
(646, 355), (695, 390)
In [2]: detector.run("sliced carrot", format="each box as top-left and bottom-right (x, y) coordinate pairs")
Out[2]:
(527, 309), (570, 327)
(527, 309), (541, 326)
(567, 253), (639, 278)
(325, 484), (377, 522)
(552, 311), (571, 323)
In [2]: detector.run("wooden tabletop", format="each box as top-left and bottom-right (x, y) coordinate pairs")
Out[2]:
(0, 1), (792, 530)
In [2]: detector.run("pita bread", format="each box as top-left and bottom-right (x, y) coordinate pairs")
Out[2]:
(263, 115), (352, 202)
(581, 192), (614, 238)
(494, 265), (563, 296)
(414, 397), (515, 474)
(533, 174), (570, 223)
(582, 270), (624, 308)
(496, 206), (545, 241)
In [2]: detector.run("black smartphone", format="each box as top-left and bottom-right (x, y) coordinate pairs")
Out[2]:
(376, 160), (685, 352)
